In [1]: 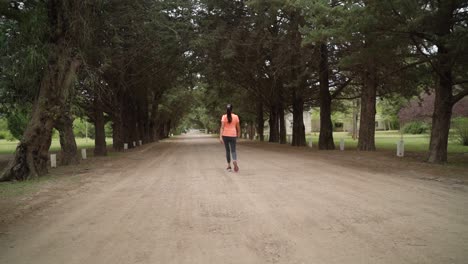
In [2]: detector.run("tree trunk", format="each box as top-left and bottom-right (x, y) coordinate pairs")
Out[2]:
(256, 102), (264, 141)
(112, 109), (124, 151)
(428, 46), (453, 163)
(56, 114), (80, 165)
(318, 43), (335, 150)
(140, 103), (150, 144)
(161, 120), (171, 138)
(352, 99), (359, 140)
(0, 42), (80, 181)
(94, 95), (107, 156)
(292, 94), (306, 146)
(149, 94), (160, 142)
(268, 105), (279, 143)
(126, 100), (138, 148)
(279, 103), (286, 144)
(248, 121), (255, 140)
(358, 67), (377, 151)
(121, 97), (132, 148)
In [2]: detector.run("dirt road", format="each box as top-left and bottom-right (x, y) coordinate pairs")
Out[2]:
(1, 134), (467, 264)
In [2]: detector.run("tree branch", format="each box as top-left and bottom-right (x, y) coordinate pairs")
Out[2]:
(452, 86), (468, 104)
(454, 79), (468, 85)
(331, 78), (353, 99)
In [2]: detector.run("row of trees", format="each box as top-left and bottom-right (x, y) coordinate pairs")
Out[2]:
(0, 0), (195, 181)
(192, 0), (467, 163)
(0, 0), (467, 181)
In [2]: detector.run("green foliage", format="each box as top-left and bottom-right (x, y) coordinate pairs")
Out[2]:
(402, 121), (430, 135)
(451, 117), (468, 146)
(0, 118), (15, 141)
(73, 119), (95, 139)
(0, 118), (7, 130)
(0, 131), (7, 140)
(0, 1), (48, 115)
(6, 108), (30, 140)
(378, 97), (407, 130)
(105, 122), (112, 138)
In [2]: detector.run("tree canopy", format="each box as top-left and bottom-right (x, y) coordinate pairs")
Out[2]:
(1, 0), (467, 180)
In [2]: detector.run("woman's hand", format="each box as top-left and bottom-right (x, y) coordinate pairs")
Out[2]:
(219, 136), (224, 144)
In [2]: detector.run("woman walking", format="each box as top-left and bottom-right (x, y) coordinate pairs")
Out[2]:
(219, 104), (240, 172)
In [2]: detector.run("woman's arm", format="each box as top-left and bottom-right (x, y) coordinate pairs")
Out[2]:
(236, 120), (241, 138)
(219, 122), (224, 143)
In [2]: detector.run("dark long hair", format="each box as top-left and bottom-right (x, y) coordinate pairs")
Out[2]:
(226, 104), (233, 123)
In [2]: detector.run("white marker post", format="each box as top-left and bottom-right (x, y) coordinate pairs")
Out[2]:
(139, 140), (142, 146)
(133, 141), (136, 147)
(50, 154), (57, 168)
(340, 139), (345, 151)
(124, 143), (128, 150)
(397, 140), (405, 157)
(287, 135), (291, 144)
(309, 139), (313, 148)
(81, 149), (87, 160)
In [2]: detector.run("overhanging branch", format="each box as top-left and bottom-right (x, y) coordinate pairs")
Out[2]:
(452, 86), (468, 104)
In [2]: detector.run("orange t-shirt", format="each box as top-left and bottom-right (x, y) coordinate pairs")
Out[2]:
(221, 114), (239, 137)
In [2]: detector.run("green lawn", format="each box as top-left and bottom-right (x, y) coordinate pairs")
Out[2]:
(0, 137), (112, 198)
(1, 132), (467, 155)
(306, 130), (468, 153)
(0, 137), (110, 155)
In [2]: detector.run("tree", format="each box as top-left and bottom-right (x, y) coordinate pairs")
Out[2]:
(300, 0), (353, 150)
(0, 0), (93, 181)
(379, 0), (468, 162)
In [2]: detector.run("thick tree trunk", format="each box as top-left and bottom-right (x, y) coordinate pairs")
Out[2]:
(358, 68), (377, 151)
(149, 94), (160, 142)
(140, 103), (150, 144)
(279, 103), (286, 144)
(134, 106), (143, 145)
(112, 110), (124, 151)
(166, 120), (171, 138)
(126, 100), (138, 148)
(150, 121), (159, 142)
(256, 102), (264, 141)
(292, 93), (306, 146)
(142, 95), (152, 143)
(56, 114), (80, 165)
(268, 105), (279, 143)
(94, 96), (107, 156)
(428, 46), (453, 163)
(248, 121), (255, 140)
(318, 43), (335, 150)
(352, 99), (359, 140)
(121, 98), (132, 148)
(159, 120), (171, 139)
(0, 42), (80, 181)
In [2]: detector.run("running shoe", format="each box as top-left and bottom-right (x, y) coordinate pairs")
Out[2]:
(233, 161), (239, 172)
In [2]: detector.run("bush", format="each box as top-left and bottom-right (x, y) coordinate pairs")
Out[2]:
(5, 133), (16, 141)
(0, 130), (15, 141)
(451, 117), (468, 146)
(402, 121), (430, 134)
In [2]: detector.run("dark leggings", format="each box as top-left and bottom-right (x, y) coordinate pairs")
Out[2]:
(222, 136), (237, 163)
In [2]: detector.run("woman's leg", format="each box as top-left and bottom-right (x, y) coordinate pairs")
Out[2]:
(222, 136), (231, 165)
(229, 138), (239, 172)
(229, 137), (237, 161)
